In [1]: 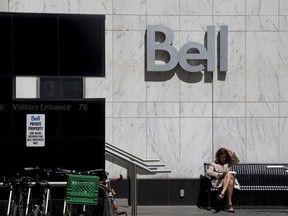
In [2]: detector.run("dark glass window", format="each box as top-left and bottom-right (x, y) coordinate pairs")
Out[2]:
(0, 14), (12, 76)
(13, 14), (58, 76)
(39, 77), (83, 99)
(59, 15), (105, 76)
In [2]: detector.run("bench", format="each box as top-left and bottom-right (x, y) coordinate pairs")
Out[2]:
(201, 163), (288, 209)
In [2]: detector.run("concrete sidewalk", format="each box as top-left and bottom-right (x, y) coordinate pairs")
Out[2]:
(116, 200), (288, 216)
(118, 206), (288, 216)
(135, 206), (288, 215)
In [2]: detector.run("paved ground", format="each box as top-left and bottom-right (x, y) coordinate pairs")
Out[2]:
(135, 206), (288, 215)
(116, 200), (288, 216)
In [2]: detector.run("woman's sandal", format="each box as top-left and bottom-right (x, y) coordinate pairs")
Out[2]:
(216, 193), (224, 201)
(225, 204), (235, 213)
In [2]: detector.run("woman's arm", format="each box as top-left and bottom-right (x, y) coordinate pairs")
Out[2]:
(206, 163), (221, 178)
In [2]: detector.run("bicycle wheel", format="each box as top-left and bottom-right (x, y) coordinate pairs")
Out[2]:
(106, 197), (118, 216)
(33, 205), (40, 216)
(8, 203), (18, 216)
(42, 193), (51, 216)
(18, 192), (25, 216)
(64, 204), (82, 216)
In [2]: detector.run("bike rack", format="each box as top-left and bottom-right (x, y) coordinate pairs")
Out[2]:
(0, 143), (170, 216)
(105, 142), (171, 216)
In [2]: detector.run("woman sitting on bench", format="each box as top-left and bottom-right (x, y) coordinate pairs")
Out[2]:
(207, 147), (240, 213)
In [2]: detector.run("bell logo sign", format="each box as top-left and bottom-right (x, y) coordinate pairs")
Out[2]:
(146, 25), (228, 72)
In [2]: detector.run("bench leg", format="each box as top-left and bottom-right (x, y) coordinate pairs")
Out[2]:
(207, 190), (211, 210)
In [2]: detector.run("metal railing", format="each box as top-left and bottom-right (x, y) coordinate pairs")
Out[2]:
(267, 165), (288, 172)
(105, 142), (171, 216)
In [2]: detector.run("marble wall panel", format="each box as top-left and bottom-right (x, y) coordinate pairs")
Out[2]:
(105, 102), (113, 118)
(279, 102), (288, 117)
(15, 77), (37, 98)
(147, 16), (180, 31)
(213, 0), (246, 15)
(246, 32), (278, 101)
(279, 16), (288, 31)
(247, 0), (278, 15)
(246, 16), (278, 31)
(279, 32), (288, 101)
(246, 102), (278, 117)
(147, 77), (180, 102)
(114, 118), (146, 158)
(0, 0), (8, 11)
(113, 103), (146, 118)
(44, 0), (78, 13)
(213, 16), (245, 31)
(147, 118), (180, 178)
(10, 0), (44, 12)
(213, 103), (245, 117)
(85, 77), (112, 101)
(113, 0), (146, 15)
(113, 31), (146, 102)
(180, 0), (212, 16)
(113, 15), (146, 31)
(213, 32), (246, 101)
(79, 0), (112, 14)
(214, 118), (246, 162)
(280, 0), (288, 15)
(147, 102), (179, 118)
(180, 102), (212, 118)
(180, 16), (212, 31)
(246, 118), (279, 162)
(106, 117), (113, 143)
(279, 118), (288, 162)
(180, 118), (212, 178)
(147, 0), (179, 15)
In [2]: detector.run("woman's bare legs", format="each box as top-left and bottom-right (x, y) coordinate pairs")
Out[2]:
(219, 173), (235, 211)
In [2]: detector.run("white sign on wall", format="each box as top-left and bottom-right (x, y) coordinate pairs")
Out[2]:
(26, 114), (45, 147)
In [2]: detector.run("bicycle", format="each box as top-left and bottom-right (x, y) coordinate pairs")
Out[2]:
(6, 174), (35, 216)
(99, 173), (127, 216)
(24, 167), (52, 216)
(59, 168), (127, 216)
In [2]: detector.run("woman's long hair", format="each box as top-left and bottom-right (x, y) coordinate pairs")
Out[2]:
(215, 148), (232, 164)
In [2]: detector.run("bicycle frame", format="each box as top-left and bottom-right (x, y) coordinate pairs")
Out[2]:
(99, 175), (127, 216)
(6, 178), (33, 216)
(31, 180), (51, 216)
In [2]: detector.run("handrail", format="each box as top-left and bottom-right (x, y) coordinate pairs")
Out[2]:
(106, 143), (160, 164)
(105, 142), (171, 216)
(105, 146), (171, 175)
(105, 142), (171, 174)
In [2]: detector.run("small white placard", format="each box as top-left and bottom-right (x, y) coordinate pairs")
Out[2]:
(26, 114), (45, 147)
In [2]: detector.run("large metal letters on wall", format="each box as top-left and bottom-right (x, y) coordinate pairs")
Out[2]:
(146, 25), (228, 73)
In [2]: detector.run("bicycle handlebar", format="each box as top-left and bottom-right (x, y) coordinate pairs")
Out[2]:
(111, 174), (123, 181)
(53, 168), (105, 176)
(5, 175), (36, 185)
(99, 174), (123, 185)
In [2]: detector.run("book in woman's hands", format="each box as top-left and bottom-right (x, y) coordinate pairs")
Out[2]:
(218, 171), (237, 179)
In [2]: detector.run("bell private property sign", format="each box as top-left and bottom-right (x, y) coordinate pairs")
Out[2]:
(26, 114), (45, 147)
(146, 25), (228, 72)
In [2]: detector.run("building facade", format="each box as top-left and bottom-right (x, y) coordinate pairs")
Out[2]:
(3, 0), (288, 181)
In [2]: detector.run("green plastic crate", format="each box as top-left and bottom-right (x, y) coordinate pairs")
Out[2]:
(65, 174), (99, 205)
